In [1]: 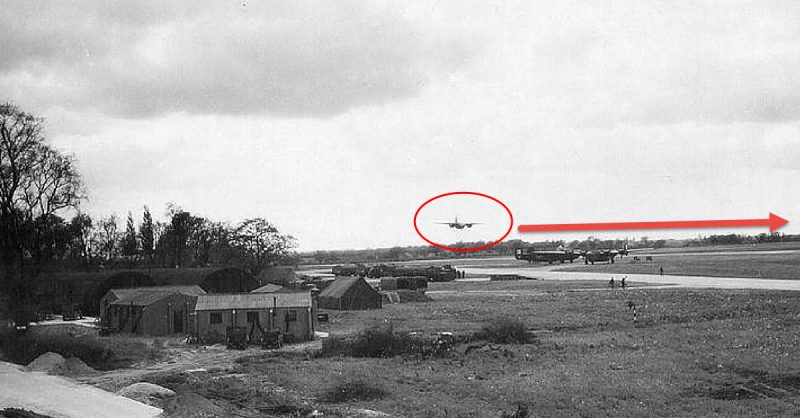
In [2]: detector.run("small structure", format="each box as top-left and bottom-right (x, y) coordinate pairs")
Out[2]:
(317, 277), (381, 310)
(100, 285), (206, 336)
(193, 292), (314, 344)
(251, 283), (286, 293)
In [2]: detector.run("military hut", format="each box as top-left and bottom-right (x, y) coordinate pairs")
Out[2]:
(100, 285), (206, 336)
(193, 292), (314, 343)
(317, 277), (382, 310)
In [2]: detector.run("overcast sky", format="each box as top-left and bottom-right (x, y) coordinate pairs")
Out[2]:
(2, 0), (799, 251)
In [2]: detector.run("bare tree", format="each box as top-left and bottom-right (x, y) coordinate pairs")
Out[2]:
(0, 102), (83, 320)
(69, 213), (93, 268)
(231, 218), (296, 274)
(98, 215), (119, 262)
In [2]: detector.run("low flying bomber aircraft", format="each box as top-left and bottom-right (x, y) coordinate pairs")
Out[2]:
(515, 247), (581, 264)
(434, 215), (482, 230)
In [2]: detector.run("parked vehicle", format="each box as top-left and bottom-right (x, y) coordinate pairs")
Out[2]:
(226, 326), (247, 350)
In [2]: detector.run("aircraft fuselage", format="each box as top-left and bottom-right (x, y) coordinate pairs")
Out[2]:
(515, 248), (580, 264)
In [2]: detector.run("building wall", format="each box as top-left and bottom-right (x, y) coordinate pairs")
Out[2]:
(105, 294), (196, 336)
(99, 292), (118, 325)
(195, 306), (313, 343)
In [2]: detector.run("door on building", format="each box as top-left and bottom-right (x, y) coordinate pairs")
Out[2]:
(173, 310), (183, 333)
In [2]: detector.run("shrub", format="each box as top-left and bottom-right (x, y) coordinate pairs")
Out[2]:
(320, 374), (387, 403)
(320, 335), (353, 357)
(320, 324), (418, 358)
(350, 324), (413, 357)
(319, 324), (463, 358)
(473, 318), (533, 344)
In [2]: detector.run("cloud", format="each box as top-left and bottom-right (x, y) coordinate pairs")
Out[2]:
(0, 0), (474, 118)
(466, 0), (800, 126)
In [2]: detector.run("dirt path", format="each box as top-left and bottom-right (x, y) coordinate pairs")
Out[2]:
(81, 339), (323, 392)
(79, 344), (247, 391)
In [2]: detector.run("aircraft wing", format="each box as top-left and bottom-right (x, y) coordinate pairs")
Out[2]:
(433, 222), (453, 225)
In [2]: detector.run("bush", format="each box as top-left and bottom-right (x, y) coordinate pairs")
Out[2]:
(473, 318), (533, 344)
(320, 335), (353, 357)
(320, 324), (419, 358)
(350, 324), (414, 357)
(320, 374), (387, 403)
(319, 324), (463, 358)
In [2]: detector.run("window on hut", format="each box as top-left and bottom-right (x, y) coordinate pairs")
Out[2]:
(209, 312), (222, 324)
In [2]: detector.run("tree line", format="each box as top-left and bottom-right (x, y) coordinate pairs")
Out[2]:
(28, 205), (296, 274)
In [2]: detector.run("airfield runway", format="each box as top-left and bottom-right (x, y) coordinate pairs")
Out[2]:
(463, 266), (800, 291)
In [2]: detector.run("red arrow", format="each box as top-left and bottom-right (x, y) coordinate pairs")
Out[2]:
(518, 213), (788, 233)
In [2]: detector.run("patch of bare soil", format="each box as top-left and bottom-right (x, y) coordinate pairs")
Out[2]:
(691, 366), (800, 403)
(162, 392), (228, 418)
(79, 345), (245, 391)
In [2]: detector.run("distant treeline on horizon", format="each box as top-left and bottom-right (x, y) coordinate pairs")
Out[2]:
(298, 233), (800, 265)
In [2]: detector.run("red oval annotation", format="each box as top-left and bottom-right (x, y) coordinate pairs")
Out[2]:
(413, 191), (514, 252)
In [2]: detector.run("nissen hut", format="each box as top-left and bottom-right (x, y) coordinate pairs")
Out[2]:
(100, 285), (206, 336)
(193, 292), (314, 343)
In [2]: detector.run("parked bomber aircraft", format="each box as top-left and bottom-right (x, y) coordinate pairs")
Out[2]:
(434, 215), (482, 230)
(580, 249), (619, 264)
(581, 245), (629, 264)
(514, 247), (581, 264)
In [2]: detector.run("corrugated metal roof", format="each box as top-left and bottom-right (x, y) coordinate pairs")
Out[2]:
(195, 292), (312, 311)
(110, 292), (171, 307)
(109, 285), (206, 299)
(108, 286), (204, 306)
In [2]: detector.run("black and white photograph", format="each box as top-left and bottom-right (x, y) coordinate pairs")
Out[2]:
(1, 1), (800, 417)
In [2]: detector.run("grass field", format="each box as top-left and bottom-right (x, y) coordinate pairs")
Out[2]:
(125, 279), (800, 417)
(556, 252), (800, 280)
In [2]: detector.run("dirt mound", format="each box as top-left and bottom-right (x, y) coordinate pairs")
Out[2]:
(162, 391), (227, 418)
(26, 352), (96, 377)
(117, 382), (176, 406)
(27, 352), (67, 375)
(64, 357), (95, 375)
